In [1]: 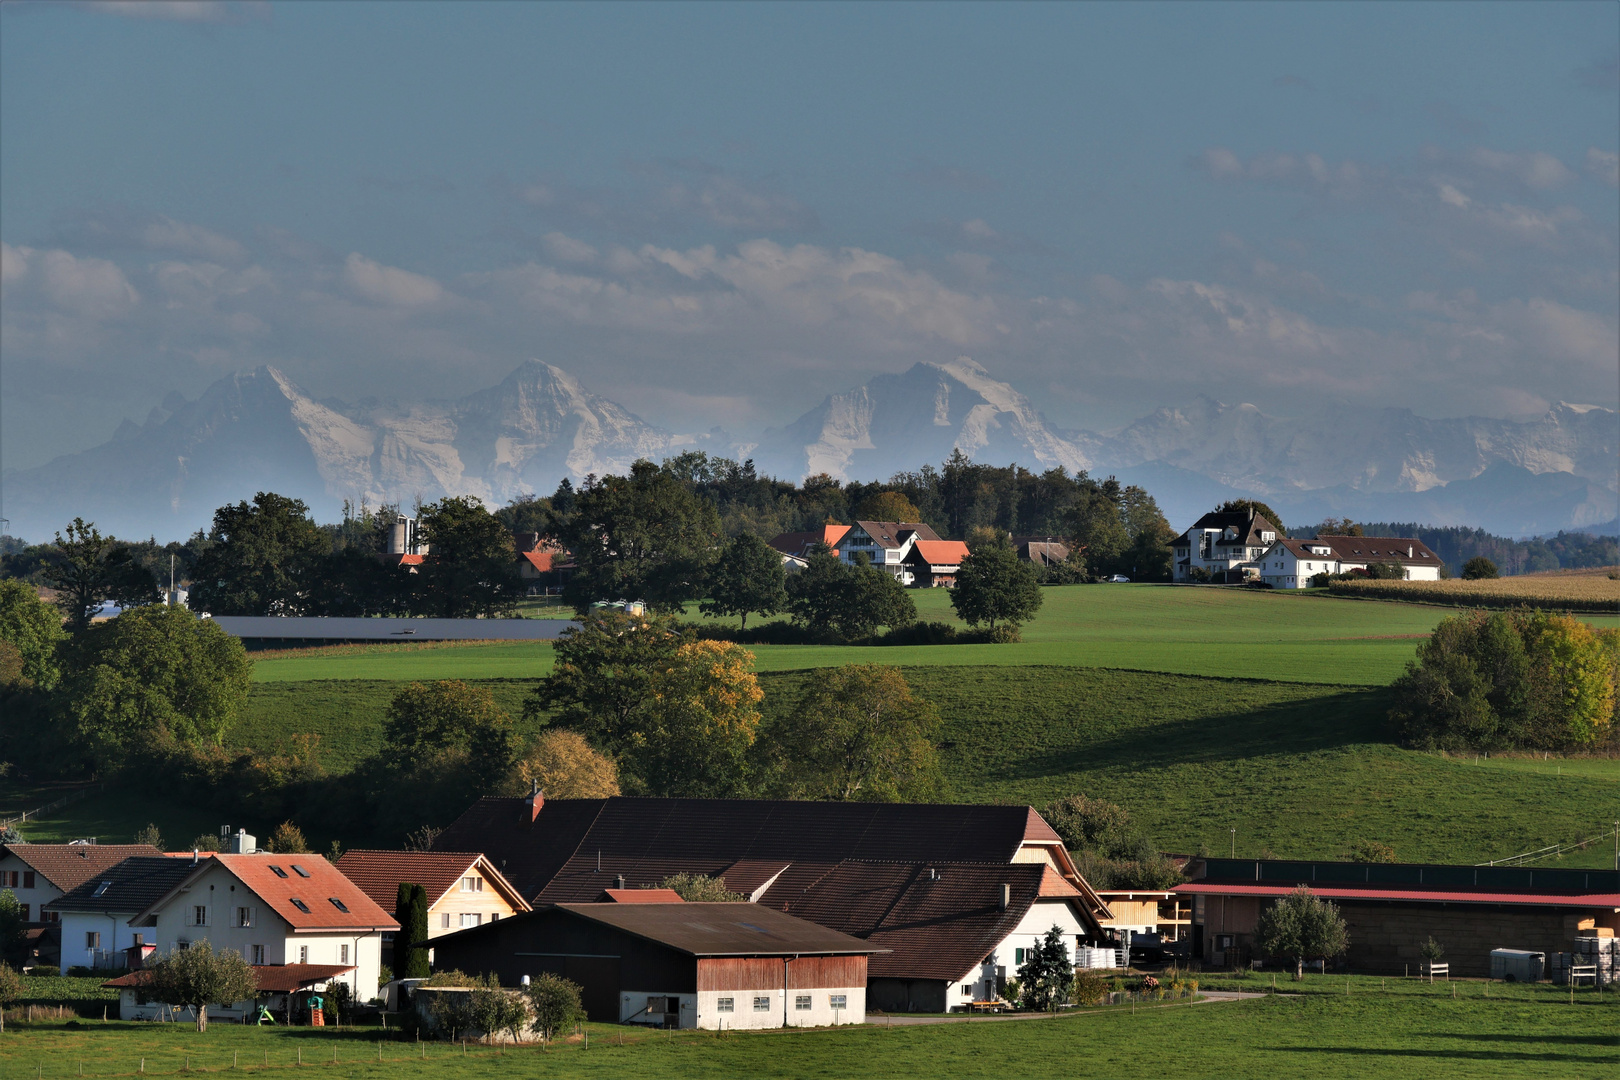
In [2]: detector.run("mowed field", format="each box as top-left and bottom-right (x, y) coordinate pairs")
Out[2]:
(1, 979), (1615, 1080)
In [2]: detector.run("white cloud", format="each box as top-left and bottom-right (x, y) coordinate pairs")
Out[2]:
(38, 250), (139, 318)
(1, 242), (30, 286)
(1586, 147), (1620, 188)
(50, 208), (248, 264)
(342, 253), (445, 307)
(1468, 148), (1572, 190)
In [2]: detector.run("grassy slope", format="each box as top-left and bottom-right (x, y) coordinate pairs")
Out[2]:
(1, 984), (1615, 1080)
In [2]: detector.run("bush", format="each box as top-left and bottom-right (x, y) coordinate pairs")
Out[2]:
(877, 621), (960, 646)
(1462, 557), (1499, 580)
(525, 973), (585, 1041)
(1071, 967), (1109, 1007)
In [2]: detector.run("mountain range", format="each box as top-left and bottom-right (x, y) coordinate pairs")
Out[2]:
(2, 358), (1615, 541)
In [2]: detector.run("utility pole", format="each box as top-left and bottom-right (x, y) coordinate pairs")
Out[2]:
(1230, 828), (1236, 858)
(1613, 821), (1618, 872)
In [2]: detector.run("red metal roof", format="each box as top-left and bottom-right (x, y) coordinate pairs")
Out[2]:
(1173, 882), (1620, 907)
(602, 888), (684, 903)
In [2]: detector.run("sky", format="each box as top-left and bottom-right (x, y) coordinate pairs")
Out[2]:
(2, 0), (1617, 470)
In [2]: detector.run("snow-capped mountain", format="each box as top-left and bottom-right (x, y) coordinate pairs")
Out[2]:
(749, 357), (1097, 482)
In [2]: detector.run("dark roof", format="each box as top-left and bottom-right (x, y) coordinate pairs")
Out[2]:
(777, 861), (1093, 981)
(1, 844), (164, 893)
(1290, 535), (1444, 565)
(1013, 539), (1070, 566)
(104, 964), (353, 994)
(767, 525), (852, 558)
(334, 850), (529, 914)
(849, 521), (942, 549)
(552, 902), (881, 956)
(1187, 858), (1620, 900)
(1182, 510), (1278, 545)
(434, 797), (1062, 905)
(45, 857), (198, 914)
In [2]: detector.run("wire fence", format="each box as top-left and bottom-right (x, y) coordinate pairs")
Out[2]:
(0, 786), (103, 830)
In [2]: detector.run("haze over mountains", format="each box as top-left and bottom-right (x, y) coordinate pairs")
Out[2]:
(2, 359), (1614, 542)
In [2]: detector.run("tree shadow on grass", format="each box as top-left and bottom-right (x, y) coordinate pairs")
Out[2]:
(983, 685), (1393, 784)
(1268, 1047), (1615, 1062)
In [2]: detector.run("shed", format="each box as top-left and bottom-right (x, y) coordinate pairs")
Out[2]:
(428, 902), (881, 1030)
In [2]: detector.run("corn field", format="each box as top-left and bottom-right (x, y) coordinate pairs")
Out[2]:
(1327, 571), (1620, 614)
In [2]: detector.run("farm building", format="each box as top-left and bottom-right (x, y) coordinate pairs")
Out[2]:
(429, 902), (878, 1029)
(1177, 858), (1620, 976)
(125, 852), (398, 1000)
(46, 855), (201, 972)
(334, 850), (530, 959)
(432, 794), (1112, 1010)
(104, 963), (356, 1023)
(1253, 535), (1445, 589)
(903, 539), (971, 587)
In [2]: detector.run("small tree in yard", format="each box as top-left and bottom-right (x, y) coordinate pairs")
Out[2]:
(1419, 936), (1445, 974)
(394, 883), (431, 979)
(147, 941), (258, 1031)
(1254, 886), (1349, 980)
(1016, 926), (1074, 1011)
(466, 975), (530, 1044)
(650, 872), (745, 902)
(525, 973), (586, 1045)
(0, 961), (23, 1034)
(701, 533), (787, 629)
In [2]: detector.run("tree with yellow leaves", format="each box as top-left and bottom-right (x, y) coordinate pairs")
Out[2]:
(509, 730), (621, 798)
(628, 640), (763, 797)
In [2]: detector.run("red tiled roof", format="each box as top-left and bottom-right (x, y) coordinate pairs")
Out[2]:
(2, 844), (163, 893)
(133, 854), (398, 933)
(602, 888), (684, 903)
(1172, 882), (1620, 907)
(335, 850), (529, 914)
(520, 551), (555, 572)
(910, 540), (970, 567)
(1037, 865), (1082, 898)
(767, 525), (852, 558)
(104, 964), (353, 993)
(1022, 807), (1063, 845)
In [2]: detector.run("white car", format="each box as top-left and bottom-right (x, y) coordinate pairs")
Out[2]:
(1106, 575), (1130, 583)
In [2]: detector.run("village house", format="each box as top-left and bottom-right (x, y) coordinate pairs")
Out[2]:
(122, 850), (398, 1005)
(1012, 537), (1071, 572)
(334, 849), (529, 959)
(1176, 857), (1620, 976)
(1253, 535), (1445, 589)
(430, 901), (878, 1030)
(1172, 509), (1281, 583)
(902, 539), (971, 587)
(430, 793), (1113, 1011)
(837, 520), (942, 583)
(0, 843), (162, 927)
(46, 855), (200, 972)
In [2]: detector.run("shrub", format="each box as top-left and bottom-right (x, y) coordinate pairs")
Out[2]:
(145, 941), (257, 1031)
(1462, 557), (1499, 580)
(525, 973), (585, 1042)
(648, 873), (745, 902)
(1254, 886), (1349, 979)
(1348, 840), (1396, 863)
(1071, 967), (1109, 1007)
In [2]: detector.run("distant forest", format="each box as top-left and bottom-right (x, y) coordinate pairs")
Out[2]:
(0, 449), (1614, 585)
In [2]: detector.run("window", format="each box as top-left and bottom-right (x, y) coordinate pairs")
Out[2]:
(250, 945), (264, 965)
(93, 881), (113, 898)
(340, 944), (349, 964)
(328, 898), (349, 913)
(461, 876), (483, 892)
(441, 913), (451, 929)
(191, 904), (209, 927)
(1, 872), (14, 888)
(132, 934), (143, 947)
(829, 995), (847, 1011)
(290, 898), (310, 914)
(299, 946), (308, 964)
(716, 997), (734, 1013)
(490, 913), (500, 923)
(40, 910), (58, 924)
(176, 940), (190, 951)
(752, 996), (771, 1012)
(291, 864), (311, 878)
(236, 907), (253, 928)
(1014, 948), (1025, 964)
(22, 872), (35, 889)
(86, 931), (101, 949)
(460, 913), (482, 928)
(268, 865), (288, 879)
(962, 984), (974, 997)
(795, 995), (811, 1011)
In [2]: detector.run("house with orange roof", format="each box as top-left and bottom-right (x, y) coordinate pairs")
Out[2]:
(766, 524), (852, 572)
(903, 539), (971, 587)
(334, 850), (529, 957)
(126, 852), (398, 1009)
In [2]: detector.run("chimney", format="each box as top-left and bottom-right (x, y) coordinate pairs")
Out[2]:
(526, 779), (545, 823)
(1408, 546), (1414, 558)
(615, 874), (626, 890)
(1000, 883), (1010, 911)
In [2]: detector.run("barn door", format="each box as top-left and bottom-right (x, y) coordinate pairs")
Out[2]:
(564, 956), (621, 1023)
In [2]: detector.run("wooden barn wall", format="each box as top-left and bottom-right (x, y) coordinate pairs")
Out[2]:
(697, 957), (783, 992)
(787, 955), (867, 989)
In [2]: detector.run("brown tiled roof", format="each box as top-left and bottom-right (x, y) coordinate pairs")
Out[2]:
(334, 850), (529, 915)
(104, 964), (353, 993)
(552, 902), (881, 957)
(433, 797), (1061, 905)
(850, 521), (942, 549)
(46, 857), (198, 914)
(132, 854), (399, 933)
(602, 888), (684, 903)
(778, 861), (1098, 982)
(1310, 535), (1443, 565)
(1184, 510), (1279, 545)
(2, 844), (162, 893)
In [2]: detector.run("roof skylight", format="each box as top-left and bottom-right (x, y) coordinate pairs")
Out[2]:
(291, 864), (312, 878)
(268, 865), (289, 879)
(290, 898), (311, 913)
(328, 897), (349, 913)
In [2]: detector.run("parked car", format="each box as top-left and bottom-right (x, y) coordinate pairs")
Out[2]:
(1106, 575), (1130, 583)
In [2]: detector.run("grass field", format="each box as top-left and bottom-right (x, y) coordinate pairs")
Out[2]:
(249, 585), (1620, 686)
(0, 982), (1614, 1080)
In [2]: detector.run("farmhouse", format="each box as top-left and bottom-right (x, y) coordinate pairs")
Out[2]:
(430, 902), (878, 1029)
(766, 524), (851, 562)
(334, 850), (529, 954)
(124, 851), (398, 1000)
(1253, 535), (1445, 589)
(1012, 537), (1070, 571)
(46, 855), (200, 972)
(839, 520), (942, 583)
(1172, 509), (1281, 583)
(1176, 858), (1620, 976)
(431, 794), (1112, 1009)
(0, 843), (162, 926)
(903, 539), (971, 587)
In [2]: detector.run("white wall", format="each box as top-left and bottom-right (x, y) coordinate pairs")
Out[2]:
(0, 854), (62, 924)
(57, 910), (146, 973)
(950, 898), (1090, 1004)
(690, 986), (865, 1030)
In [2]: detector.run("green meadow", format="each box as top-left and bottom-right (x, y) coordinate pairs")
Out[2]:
(1, 980), (1615, 1080)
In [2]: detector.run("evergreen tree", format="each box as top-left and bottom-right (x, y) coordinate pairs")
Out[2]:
(1016, 926), (1075, 1011)
(394, 883), (431, 978)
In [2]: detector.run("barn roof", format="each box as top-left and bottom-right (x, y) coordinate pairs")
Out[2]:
(553, 902), (881, 956)
(1, 844), (164, 894)
(1182, 858), (1620, 907)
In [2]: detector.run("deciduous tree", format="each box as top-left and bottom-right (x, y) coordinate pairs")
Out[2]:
(700, 532), (787, 629)
(0, 580), (67, 690)
(768, 665), (941, 801)
(853, 491), (923, 523)
(508, 730), (620, 798)
(146, 941), (258, 1031)
(649, 872), (745, 902)
(627, 640), (763, 797)
(414, 496), (524, 617)
(1462, 556), (1499, 580)
(188, 494), (327, 616)
(1254, 886), (1348, 979)
(43, 519), (157, 632)
(525, 973), (586, 1042)
(950, 534), (1042, 630)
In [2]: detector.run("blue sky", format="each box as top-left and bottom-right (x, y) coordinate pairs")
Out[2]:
(2, 0), (1616, 469)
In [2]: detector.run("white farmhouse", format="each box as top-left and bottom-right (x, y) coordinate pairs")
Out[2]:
(46, 855), (198, 972)
(0, 843), (162, 929)
(839, 520), (943, 584)
(121, 850), (398, 1012)
(1173, 509), (1281, 583)
(1255, 534), (1446, 589)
